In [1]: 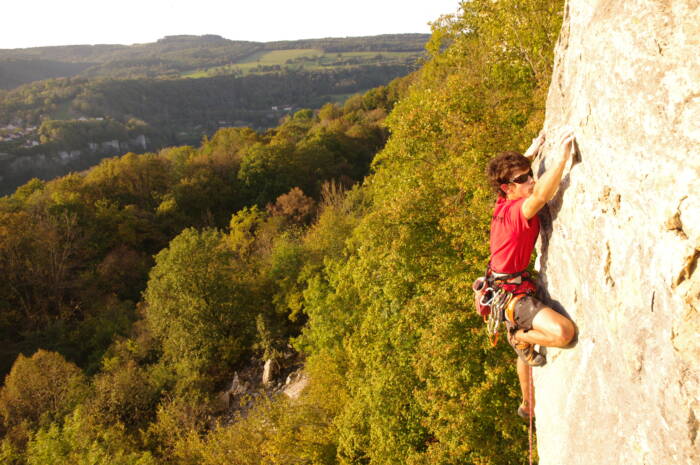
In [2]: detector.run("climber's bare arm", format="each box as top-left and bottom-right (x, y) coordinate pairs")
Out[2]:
(522, 130), (575, 220)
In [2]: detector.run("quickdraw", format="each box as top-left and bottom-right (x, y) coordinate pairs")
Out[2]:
(488, 287), (513, 346)
(473, 279), (512, 346)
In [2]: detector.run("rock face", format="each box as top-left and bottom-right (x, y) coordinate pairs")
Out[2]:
(533, 1), (699, 464)
(214, 351), (307, 420)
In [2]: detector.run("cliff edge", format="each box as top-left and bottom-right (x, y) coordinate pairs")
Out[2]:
(533, 1), (699, 464)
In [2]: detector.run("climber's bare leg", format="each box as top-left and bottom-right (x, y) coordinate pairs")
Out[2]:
(517, 357), (534, 415)
(514, 306), (574, 347)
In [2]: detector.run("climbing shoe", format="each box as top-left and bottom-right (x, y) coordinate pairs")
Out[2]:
(507, 330), (546, 367)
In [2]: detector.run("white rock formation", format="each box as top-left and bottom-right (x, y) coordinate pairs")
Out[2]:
(262, 359), (277, 386)
(533, 1), (699, 464)
(283, 372), (309, 400)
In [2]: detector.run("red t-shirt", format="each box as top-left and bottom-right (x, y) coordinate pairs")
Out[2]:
(489, 197), (540, 274)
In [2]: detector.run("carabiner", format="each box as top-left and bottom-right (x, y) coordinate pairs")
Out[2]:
(480, 288), (495, 306)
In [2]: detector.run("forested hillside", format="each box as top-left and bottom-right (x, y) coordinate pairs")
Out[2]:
(0, 66), (410, 130)
(0, 35), (427, 195)
(0, 2), (564, 464)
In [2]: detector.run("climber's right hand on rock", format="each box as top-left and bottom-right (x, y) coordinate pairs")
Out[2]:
(558, 128), (575, 161)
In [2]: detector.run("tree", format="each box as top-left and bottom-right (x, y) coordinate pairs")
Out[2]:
(0, 350), (87, 437)
(237, 142), (298, 206)
(25, 407), (157, 465)
(143, 228), (257, 388)
(267, 187), (317, 226)
(293, 1), (564, 463)
(90, 360), (161, 429)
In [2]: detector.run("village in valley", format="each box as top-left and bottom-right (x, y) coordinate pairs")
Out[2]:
(0, 123), (40, 148)
(0, 116), (110, 150)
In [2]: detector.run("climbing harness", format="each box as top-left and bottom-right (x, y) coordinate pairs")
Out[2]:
(472, 265), (535, 346)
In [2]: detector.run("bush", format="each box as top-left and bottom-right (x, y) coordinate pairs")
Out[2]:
(143, 391), (212, 458)
(173, 394), (336, 465)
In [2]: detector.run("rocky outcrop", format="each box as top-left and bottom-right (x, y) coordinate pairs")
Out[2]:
(215, 351), (306, 419)
(283, 371), (309, 400)
(532, 2), (699, 464)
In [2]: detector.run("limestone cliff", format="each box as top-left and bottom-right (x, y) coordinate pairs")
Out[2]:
(533, 1), (699, 464)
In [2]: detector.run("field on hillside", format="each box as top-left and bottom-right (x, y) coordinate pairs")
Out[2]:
(182, 49), (422, 78)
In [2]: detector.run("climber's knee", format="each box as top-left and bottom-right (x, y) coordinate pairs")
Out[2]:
(552, 317), (575, 347)
(531, 306), (575, 347)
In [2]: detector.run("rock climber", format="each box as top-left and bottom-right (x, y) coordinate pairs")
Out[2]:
(484, 129), (576, 419)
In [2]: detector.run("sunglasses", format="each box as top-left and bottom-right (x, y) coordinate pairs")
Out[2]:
(509, 169), (533, 184)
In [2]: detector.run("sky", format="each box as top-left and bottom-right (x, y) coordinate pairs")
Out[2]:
(2, 0), (461, 50)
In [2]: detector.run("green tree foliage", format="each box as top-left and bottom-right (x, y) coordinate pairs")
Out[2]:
(0, 3), (567, 460)
(25, 407), (157, 465)
(83, 152), (172, 210)
(143, 390), (212, 458)
(173, 393), (337, 465)
(0, 350), (87, 442)
(39, 119), (129, 148)
(238, 142), (300, 206)
(0, 34), (421, 196)
(0, 208), (84, 329)
(0, 66), (414, 130)
(0, 53), (403, 465)
(143, 228), (259, 388)
(292, 1), (564, 464)
(0, 78), (390, 380)
(198, 127), (261, 164)
(0, 34), (428, 87)
(0, 58), (90, 90)
(89, 359), (162, 430)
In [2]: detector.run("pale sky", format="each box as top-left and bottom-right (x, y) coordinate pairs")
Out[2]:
(2, 0), (461, 50)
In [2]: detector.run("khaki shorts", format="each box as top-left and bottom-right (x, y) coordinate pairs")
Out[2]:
(512, 295), (546, 331)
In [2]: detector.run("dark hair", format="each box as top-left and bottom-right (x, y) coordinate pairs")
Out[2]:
(486, 151), (531, 197)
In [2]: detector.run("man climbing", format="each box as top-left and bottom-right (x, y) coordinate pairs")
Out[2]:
(484, 129), (576, 419)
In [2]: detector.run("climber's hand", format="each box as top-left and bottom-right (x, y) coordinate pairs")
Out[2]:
(524, 130), (546, 160)
(559, 129), (575, 162)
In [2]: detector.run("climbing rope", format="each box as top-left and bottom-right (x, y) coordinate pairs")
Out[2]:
(528, 365), (534, 465)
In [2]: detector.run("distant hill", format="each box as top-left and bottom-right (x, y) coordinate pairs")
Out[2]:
(0, 34), (429, 87)
(0, 59), (92, 89)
